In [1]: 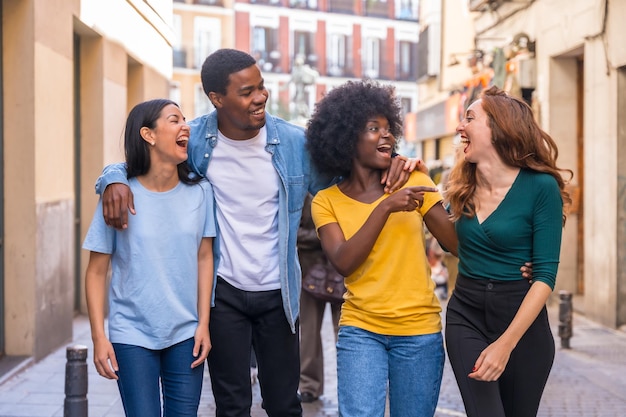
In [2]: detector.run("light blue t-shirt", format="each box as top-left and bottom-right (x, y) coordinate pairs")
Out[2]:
(83, 178), (216, 350)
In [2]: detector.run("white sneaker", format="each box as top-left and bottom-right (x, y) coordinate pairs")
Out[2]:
(250, 366), (258, 385)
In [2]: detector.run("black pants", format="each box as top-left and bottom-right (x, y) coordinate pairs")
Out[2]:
(207, 277), (302, 417)
(445, 274), (554, 417)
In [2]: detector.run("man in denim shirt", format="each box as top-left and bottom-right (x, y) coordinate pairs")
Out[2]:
(96, 49), (414, 417)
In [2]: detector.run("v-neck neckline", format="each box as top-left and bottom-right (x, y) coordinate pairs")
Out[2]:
(475, 169), (522, 225)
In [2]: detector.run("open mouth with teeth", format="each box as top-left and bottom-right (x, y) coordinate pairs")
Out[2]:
(251, 108), (265, 118)
(377, 143), (393, 155)
(460, 137), (470, 151)
(176, 138), (188, 148)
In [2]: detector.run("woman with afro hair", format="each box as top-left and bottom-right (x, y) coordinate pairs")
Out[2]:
(306, 79), (458, 417)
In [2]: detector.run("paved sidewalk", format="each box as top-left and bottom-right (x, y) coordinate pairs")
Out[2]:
(0, 301), (625, 416)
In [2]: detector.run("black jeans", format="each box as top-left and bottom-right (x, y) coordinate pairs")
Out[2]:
(207, 277), (302, 417)
(445, 274), (554, 417)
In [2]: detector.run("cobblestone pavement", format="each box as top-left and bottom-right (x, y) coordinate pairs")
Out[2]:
(0, 299), (625, 416)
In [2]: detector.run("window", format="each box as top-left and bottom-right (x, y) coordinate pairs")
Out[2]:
(293, 31), (317, 68)
(327, 33), (353, 77)
(397, 41), (417, 80)
(194, 17), (221, 69)
(252, 26), (282, 73)
(289, 0), (317, 9)
(363, 37), (381, 79)
(251, 0), (282, 5)
(363, 0), (388, 18)
(395, 0), (418, 21)
(194, 83), (214, 119)
(172, 15), (187, 68)
(400, 97), (412, 115)
(170, 82), (181, 105)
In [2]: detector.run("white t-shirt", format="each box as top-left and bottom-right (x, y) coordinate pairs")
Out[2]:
(206, 127), (281, 291)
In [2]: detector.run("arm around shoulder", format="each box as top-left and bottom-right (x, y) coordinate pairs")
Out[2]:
(95, 163), (129, 195)
(94, 163), (134, 230)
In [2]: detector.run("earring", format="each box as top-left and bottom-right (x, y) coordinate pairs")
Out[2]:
(150, 141), (155, 146)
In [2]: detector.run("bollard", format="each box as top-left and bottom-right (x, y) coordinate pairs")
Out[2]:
(558, 290), (573, 349)
(64, 345), (88, 417)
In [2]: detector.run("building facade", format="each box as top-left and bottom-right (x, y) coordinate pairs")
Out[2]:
(413, 0), (477, 176)
(172, 0), (420, 124)
(1, 0), (173, 367)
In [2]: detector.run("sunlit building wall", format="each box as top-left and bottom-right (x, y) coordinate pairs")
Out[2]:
(1, 0), (173, 362)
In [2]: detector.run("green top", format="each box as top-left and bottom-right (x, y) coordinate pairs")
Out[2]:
(456, 169), (563, 289)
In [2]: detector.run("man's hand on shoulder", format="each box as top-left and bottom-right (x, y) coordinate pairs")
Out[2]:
(382, 155), (428, 193)
(103, 183), (135, 230)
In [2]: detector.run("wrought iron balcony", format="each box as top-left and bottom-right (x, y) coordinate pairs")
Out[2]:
(194, 0), (224, 6)
(328, 0), (354, 15)
(363, 0), (388, 19)
(173, 48), (188, 68)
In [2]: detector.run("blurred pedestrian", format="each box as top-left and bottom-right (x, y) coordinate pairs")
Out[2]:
(298, 193), (342, 403)
(426, 237), (449, 301)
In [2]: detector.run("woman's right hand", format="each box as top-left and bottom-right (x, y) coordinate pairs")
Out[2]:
(93, 337), (119, 380)
(383, 185), (438, 213)
(102, 183), (135, 230)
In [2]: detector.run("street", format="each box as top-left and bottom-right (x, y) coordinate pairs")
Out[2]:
(0, 299), (625, 416)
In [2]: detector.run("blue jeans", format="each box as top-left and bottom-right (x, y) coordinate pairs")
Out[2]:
(337, 326), (444, 417)
(113, 338), (204, 417)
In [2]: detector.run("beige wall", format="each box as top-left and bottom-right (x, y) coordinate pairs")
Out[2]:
(440, 0), (476, 92)
(416, 0), (475, 169)
(541, 0), (626, 328)
(2, 0), (172, 359)
(4, 0), (39, 357)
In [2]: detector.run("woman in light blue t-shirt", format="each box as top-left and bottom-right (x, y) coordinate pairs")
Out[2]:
(83, 99), (216, 417)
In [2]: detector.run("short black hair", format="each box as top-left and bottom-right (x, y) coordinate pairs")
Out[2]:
(306, 79), (402, 178)
(201, 49), (257, 97)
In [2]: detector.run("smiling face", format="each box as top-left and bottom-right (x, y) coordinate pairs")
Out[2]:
(209, 64), (269, 140)
(355, 115), (396, 170)
(456, 99), (496, 164)
(142, 103), (190, 166)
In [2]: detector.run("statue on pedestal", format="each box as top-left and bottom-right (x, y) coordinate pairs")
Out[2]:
(286, 54), (319, 121)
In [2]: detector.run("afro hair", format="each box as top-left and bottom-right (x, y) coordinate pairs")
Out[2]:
(306, 79), (402, 178)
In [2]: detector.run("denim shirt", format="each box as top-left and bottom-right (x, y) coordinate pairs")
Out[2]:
(96, 111), (332, 332)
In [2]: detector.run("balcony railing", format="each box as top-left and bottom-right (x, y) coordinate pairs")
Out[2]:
(363, 0), (388, 18)
(254, 50), (284, 73)
(250, 0), (283, 6)
(326, 63), (355, 78)
(328, 0), (354, 14)
(289, 0), (318, 10)
(194, 0), (224, 6)
(173, 48), (188, 68)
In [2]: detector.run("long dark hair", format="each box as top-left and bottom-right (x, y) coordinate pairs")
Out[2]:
(124, 99), (199, 184)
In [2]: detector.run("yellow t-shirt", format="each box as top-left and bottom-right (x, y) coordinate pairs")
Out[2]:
(311, 171), (442, 336)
